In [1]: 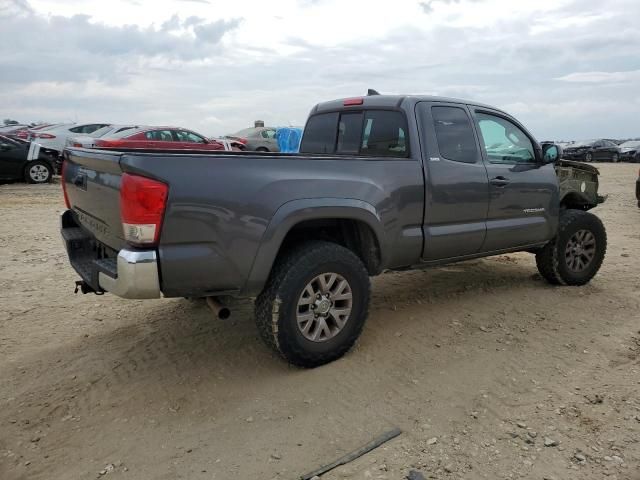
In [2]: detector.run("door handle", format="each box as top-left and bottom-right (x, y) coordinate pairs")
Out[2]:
(490, 176), (509, 187)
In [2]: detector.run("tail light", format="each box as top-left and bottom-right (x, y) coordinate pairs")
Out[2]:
(72, 143), (83, 147)
(61, 159), (70, 209)
(120, 173), (168, 246)
(35, 133), (56, 139)
(236, 138), (248, 144)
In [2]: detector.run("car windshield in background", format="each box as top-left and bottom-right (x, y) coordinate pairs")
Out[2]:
(570, 140), (597, 147)
(620, 141), (640, 148)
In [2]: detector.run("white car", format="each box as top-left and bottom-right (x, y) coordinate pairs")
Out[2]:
(31, 123), (111, 153)
(66, 125), (139, 149)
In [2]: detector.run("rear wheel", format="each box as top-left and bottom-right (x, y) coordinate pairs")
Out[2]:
(24, 161), (52, 184)
(255, 241), (370, 367)
(611, 153), (619, 163)
(535, 210), (606, 286)
(585, 152), (593, 162)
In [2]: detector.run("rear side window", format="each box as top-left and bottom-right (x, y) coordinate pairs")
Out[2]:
(432, 106), (478, 163)
(300, 112), (338, 154)
(145, 130), (175, 141)
(174, 130), (206, 143)
(261, 129), (276, 139)
(361, 110), (407, 157)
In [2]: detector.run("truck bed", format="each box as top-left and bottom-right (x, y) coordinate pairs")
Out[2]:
(62, 147), (425, 297)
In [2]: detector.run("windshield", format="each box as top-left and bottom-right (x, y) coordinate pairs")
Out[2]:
(570, 139), (597, 147)
(620, 140), (640, 148)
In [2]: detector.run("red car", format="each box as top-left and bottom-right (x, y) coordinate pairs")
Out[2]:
(94, 127), (227, 151)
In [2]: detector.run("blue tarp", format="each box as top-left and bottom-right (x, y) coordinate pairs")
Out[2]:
(276, 127), (303, 153)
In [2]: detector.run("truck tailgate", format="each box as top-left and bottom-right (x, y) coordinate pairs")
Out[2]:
(63, 149), (127, 252)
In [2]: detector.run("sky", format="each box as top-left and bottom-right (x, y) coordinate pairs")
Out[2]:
(1, 0), (639, 139)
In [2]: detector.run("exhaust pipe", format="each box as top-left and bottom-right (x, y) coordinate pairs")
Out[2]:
(206, 296), (231, 320)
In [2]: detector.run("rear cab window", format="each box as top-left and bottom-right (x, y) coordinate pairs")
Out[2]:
(300, 109), (409, 157)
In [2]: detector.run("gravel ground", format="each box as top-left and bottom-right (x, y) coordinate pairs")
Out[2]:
(0, 163), (639, 480)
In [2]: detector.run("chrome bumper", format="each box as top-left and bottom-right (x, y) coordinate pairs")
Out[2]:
(98, 249), (161, 299)
(61, 210), (161, 299)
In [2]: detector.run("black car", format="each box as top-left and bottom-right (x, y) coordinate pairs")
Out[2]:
(0, 135), (56, 183)
(563, 139), (621, 162)
(620, 140), (640, 163)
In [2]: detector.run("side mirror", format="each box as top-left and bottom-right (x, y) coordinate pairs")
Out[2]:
(0, 143), (12, 151)
(542, 144), (560, 164)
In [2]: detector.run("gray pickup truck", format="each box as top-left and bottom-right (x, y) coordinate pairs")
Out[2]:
(61, 93), (606, 367)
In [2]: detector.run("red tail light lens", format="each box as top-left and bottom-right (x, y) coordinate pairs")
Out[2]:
(72, 143), (83, 147)
(61, 159), (70, 209)
(344, 98), (363, 106)
(35, 133), (56, 139)
(120, 173), (168, 246)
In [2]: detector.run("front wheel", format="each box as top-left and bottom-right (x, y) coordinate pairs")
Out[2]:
(535, 210), (606, 286)
(24, 161), (52, 184)
(255, 241), (371, 367)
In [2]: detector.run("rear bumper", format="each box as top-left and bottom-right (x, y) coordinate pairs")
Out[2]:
(61, 210), (161, 299)
(98, 250), (160, 299)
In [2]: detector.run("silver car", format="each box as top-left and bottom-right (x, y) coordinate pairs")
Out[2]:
(66, 125), (139, 149)
(226, 127), (279, 152)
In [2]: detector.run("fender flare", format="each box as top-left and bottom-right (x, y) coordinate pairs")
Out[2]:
(242, 198), (386, 296)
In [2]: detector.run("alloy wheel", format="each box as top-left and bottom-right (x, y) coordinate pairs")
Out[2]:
(565, 229), (596, 272)
(296, 272), (353, 342)
(29, 164), (50, 182)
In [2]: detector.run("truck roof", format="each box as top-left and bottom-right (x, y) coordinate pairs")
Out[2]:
(311, 94), (509, 117)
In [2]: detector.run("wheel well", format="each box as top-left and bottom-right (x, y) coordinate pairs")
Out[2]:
(560, 192), (596, 211)
(278, 218), (382, 275)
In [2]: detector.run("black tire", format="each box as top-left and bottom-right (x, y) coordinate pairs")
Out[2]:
(584, 152), (593, 162)
(255, 241), (370, 367)
(611, 153), (619, 163)
(256, 147), (269, 152)
(24, 160), (52, 184)
(535, 210), (606, 286)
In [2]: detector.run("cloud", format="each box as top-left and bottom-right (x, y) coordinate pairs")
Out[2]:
(0, 0), (33, 17)
(194, 18), (243, 43)
(419, 0), (482, 14)
(1, 0), (639, 140)
(555, 70), (640, 83)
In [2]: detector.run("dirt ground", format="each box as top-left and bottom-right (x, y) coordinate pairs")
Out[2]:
(0, 164), (639, 480)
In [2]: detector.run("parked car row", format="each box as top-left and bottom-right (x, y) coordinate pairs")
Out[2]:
(562, 138), (640, 163)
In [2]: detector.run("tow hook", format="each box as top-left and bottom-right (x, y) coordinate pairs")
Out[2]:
(74, 280), (104, 295)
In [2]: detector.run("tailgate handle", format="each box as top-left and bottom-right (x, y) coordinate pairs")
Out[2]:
(72, 173), (87, 189)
